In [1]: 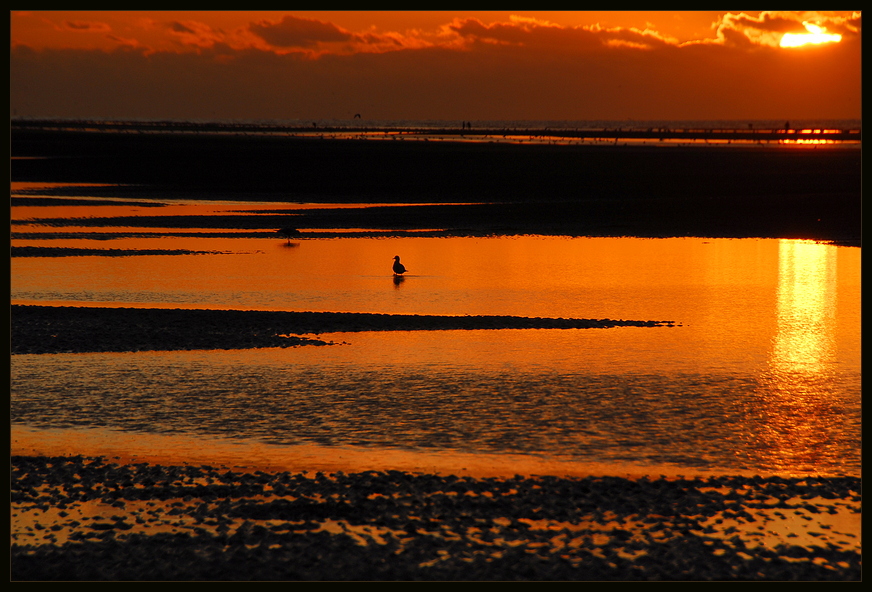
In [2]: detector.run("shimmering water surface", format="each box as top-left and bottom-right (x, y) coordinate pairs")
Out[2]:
(10, 199), (861, 477)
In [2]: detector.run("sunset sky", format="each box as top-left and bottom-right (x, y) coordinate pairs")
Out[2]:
(10, 10), (861, 122)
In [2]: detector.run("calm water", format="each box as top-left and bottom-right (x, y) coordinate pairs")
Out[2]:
(10, 199), (861, 477)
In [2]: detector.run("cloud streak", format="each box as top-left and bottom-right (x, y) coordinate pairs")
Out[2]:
(249, 15), (354, 48)
(166, 21), (226, 49)
(62, 20), (112, 33)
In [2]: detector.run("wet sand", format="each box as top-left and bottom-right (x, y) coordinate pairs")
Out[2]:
(11, 451), (861, 581)
(11, 305), (675, 355)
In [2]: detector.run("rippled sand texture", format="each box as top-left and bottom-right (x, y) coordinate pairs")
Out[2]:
(11, 456), (860, 581)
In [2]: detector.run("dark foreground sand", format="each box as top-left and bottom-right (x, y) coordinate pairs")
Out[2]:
(11, 455), (860, 581)
(11, 305), (675, 355)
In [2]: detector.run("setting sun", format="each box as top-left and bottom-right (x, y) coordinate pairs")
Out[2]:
(780, 22), (842, 47)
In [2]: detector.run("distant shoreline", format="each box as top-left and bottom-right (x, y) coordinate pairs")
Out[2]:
(12, 125), (861, 245)
(11, 117), (862, 145)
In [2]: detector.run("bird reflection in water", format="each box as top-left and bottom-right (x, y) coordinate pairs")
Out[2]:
(392, 255), (408, 288)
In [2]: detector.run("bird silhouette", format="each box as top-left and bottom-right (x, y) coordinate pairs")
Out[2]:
(392, 255), (407, 275)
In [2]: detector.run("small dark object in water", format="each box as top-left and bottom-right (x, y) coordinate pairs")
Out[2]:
(277, 228), (301, 243)
(392, 255), (407, 275)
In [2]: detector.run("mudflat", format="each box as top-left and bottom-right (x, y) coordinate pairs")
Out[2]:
(11, 455), (861, 581)
(11, 128), (861, 244)
(11, 305), (675, 354)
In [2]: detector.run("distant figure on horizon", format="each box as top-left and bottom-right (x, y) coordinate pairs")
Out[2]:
(392, 255), (407, 275)
(354, 113), (361, 119)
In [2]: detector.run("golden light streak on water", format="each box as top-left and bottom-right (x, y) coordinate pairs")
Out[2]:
(772, 239), (837, 373)
(744, 240), (852, 475)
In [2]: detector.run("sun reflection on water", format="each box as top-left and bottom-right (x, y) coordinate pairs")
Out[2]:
(744, 240), (849, 475)
(771, 239), (837, 373)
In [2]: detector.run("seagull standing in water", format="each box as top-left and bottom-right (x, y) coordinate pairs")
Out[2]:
(392, 255), (407, 275)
